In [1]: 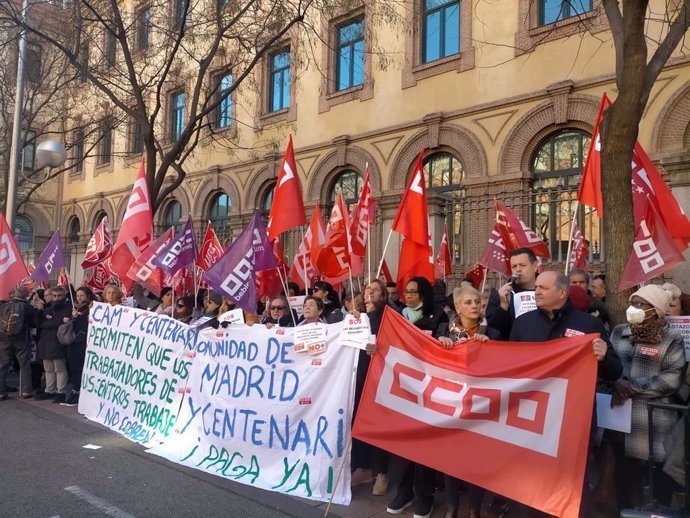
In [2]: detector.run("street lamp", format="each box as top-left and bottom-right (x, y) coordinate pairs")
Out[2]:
(36, 140), (67, 169)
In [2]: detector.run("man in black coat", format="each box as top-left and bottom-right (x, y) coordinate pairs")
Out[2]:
(487, 247), (540, 339)
(0, 286), (36, 400)
(509, 270), (622, 517)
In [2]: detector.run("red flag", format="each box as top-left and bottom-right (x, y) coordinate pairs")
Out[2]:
(84, 260), (118, 291)
(257, 239), (288, 300)
(196, 222), (223, 272)
(368, 197), (377, 225)
(632, 143), (690, 251)
(110, 157), (153, 291)
(353, 308), (597, 518)
(465, 263), (487, 290)
(20, 263), (37, 292)
(126, 228), (175, 297)
(267, 135), (306, 241)
(577, 93), (610, 215)
(81, 216), (112, 269)
(290, 204), (327, 290)
(0, 213), (29, 297)
(168, 266), (194, 297)
(380, 258), (394, 284)
(397, 237), (434, 292)
(392, 148), (429, 246)
(349, 168), (372, 257)
(478, 224), (511, 276)
(316, 192), (354, 278)
(618, 199), (685, 292)
(568, 222), (589, 272)
(495, 200), (550, 258)
(56, 268), (69, 288)
(434, 224), (452, 278)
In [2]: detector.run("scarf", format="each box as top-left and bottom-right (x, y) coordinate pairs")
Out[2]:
(630, 317), (667, 345)
(405, 303), (424, 324)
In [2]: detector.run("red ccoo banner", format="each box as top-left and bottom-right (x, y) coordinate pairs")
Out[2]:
(353, 308), (598, 518)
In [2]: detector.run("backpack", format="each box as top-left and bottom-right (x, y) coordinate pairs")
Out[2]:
(0, 301), (26, 336)
(57, 321), (77, 346)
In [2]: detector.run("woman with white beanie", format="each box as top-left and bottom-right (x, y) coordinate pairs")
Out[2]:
(610, 284), (685, 510)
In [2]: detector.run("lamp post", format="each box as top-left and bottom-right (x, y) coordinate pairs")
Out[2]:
(6, 0), (31, 232)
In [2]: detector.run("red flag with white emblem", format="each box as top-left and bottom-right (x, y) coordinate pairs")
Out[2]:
(380, 258), (394, 284)
(126, 228), (175, 297)
(349, 168), (372, 257)
(568, 222), (589, 272)
(290, 204), (327, 290)
(479, 224), (511, 277)
(267, 135), (306, 241)
(465, 263), (487, 290)
(195, 222), (223, 272)
(110, 157), (153, 291)
(81, 216), (112, 269)
(618, 199), (685, 292)
(316, 192), (354, 278)
(0, 213), (29, 298)
(495, 200), (550, 259)
(434, 224), (452, 278)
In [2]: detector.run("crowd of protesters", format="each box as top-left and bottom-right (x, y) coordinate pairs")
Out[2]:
(0, 248), (688, 518)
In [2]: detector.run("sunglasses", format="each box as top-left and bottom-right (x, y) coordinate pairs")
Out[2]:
(270, 305), (286, 310)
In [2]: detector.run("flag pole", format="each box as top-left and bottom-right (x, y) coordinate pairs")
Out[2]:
(324, 434), (353, 517)
(300, 226), (309, 291)
(275, 266), (297, 326)
(480, 270), (488, 296)
(564, 201), (580, 276)
(367, 218), (371, 286)
(376, 228), (394, 278)
(63, 268), (77, 311)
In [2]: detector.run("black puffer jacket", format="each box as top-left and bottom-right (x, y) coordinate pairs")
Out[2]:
(37, 299), (72, 360)
(509, 299), (622, 382)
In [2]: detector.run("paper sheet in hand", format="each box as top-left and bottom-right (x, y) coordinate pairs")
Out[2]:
(340, 313), (372, 350)
(218, 308), (244, 325)
(595, 393), (632, 433)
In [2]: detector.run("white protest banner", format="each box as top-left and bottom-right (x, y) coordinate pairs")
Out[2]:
(219, 308), (245, 325)
(513, 291), (536, 317)
(79, 303), (195, 446)
(289, 295), (305, 319)
(147, 323), (358, 505)
(666, 316), (690, 360)
(340, 313), (372, 350)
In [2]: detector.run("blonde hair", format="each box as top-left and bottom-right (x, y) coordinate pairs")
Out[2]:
(453, 285), (480, 306)
(104, 284), (123, 305)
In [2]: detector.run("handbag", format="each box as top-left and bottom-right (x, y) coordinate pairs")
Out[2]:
(57, 321), (77, 346)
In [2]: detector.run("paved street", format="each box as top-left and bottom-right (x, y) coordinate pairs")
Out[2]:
(0, 392), (509, 518)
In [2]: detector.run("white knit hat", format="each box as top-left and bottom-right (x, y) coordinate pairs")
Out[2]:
(661, 282), (682, 299)
(629, 284), (672, 318)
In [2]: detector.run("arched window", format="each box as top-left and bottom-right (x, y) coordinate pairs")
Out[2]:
(328, 169), (363, 217)
(164, 200), (183, 232)
(14, 215), (33, 253)
(423, 152), (465, 262)
(93, 211), (107, 232)
(68, 217), (81, 243)
(208, 192), (230, 242)
(259, 182), (275, 223)
(531, 129), (600, 261)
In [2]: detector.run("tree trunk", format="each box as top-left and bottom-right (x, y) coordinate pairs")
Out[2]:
(600, 0), (649, 326)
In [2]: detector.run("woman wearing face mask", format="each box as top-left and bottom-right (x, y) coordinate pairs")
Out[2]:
(610, 284), (685, 510)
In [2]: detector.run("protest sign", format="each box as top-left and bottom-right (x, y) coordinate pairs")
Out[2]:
(666, 316), (690, 360)
(148, 322), (358, 504)
(293, 323), (327, 354)
(513, 290), (536, 317)
(79, 303), (194, 446)
(353, 307), (597, 518)
(219, 308), (245, 325)
(340, 313), (372, 350)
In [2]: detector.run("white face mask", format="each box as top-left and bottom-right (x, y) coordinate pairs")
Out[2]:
(626, 305), (648, 325)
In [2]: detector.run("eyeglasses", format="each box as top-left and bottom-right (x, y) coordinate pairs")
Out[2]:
(403, 289), (419, 295)
(270, 305), (286, 310)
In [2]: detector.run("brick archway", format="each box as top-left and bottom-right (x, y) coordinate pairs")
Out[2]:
(654, 81), (690, 153)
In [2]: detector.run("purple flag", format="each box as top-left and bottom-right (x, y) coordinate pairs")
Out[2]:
(31, 230), (66, 282)
(203, 211), (276, 313)
(154, 216), (198, 276)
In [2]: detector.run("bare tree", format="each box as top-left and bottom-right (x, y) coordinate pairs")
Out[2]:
(0, 0), (400, 214)
(600, 0), (690, 323)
